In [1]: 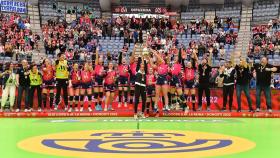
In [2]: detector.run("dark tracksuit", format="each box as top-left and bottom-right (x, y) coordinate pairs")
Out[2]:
(220, 67), (235, 110)
(134, 57), (148, 114)
(198, 64), (212, 108)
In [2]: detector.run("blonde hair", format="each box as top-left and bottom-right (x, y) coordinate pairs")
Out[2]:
(240, 59), (248, 68)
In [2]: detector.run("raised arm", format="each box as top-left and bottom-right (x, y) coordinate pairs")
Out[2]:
(118, 51), (123, 65)
(136, 56), (142, 72)
(95, 47), (99, 65)
(130, 44), (137, 64)
(151, 49), (164, 64)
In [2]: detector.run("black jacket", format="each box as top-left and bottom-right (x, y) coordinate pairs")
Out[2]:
(235, 65), (252, 85)
(220, 67), (235, 86)
(135, 57), (147, 86)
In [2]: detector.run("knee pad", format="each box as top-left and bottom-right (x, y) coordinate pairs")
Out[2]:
(99, 92), (103, 98)
(191, 95), (196, 102)
(94, 93), (98, 99)
(49, 93), (54, 99)
(69, 96), (74, 101)
(42, 93), (47, 100)
(74, 96), (80, 101)
(88, 95), (92, 101)
(80, 95), (84, 101)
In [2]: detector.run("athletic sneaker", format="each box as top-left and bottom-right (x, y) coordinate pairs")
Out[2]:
(88, 107), (93, 112)
(139, 113), (146, 119)
(124, 102), (128, 108)
(155, 112), (159, 117)
(165, 105), (170, 111)
(108, 105), (114, 111)
(118, 102), (122, 108)
(268, 109), (272, 113)
(64, 107), (68, 111)
(0, 108), (2, 112)
(207, 107), (211, 112)
(15, 109), (20, 112)
(198, 107), (202, 111)
(24, 109), (28, 112)
(98, 105), (103, 111)
(38, 108), (42, 112)
(80, 107), (84, 112)
(74, 107), (79, 112)
(68, 108), (72, 113)
(134, 114), (138, 119)
(256, 108), (260, 112)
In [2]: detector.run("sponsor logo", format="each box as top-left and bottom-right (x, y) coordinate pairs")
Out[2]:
(18, 130), (255, 158)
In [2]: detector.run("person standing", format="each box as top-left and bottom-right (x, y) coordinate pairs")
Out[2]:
(29, 64), (43, 112)
(219, 61), (235, 112)
(16, 59), (30, 112)
(197, 58), (212, 111)
(235, 59), (253, 112)
(0, 63), (16, 112)
(253, 57), (277, 112)
(134, 56), (148, 119)
(54, 53), (69, 111)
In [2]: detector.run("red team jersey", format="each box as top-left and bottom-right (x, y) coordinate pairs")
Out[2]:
(81, 70), (92, 83)
(171, 63), (182, 76)
(105, 70), (117, 85)
(70, 70), (80, 85)
(118, 64), (129, 77)
(42, 65), (54, 81)
(130, 63), (137, 76)
(146, 74), (156, 85)
(157, 64), (168, 75)
(94, 65), (104, 77)
(184, 68), (196, 81)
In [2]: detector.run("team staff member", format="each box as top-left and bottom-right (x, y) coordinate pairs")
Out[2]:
(0, 63), (16, 112)
(134, 56), (148, 119)
(253, 57), (277, 112)
(16, 59), (30, 112)
(219, 61), (235, 112)
(235, 59), (253, 112)
(29, 64), (43, 112)
(197, 58), (212, 111)
(54, 53), (69, 111)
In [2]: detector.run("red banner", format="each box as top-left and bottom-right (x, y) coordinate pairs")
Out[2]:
(112, 6), (167, 14)
(1, 88), (279, 111)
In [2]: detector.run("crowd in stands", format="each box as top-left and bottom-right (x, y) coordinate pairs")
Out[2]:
(248, 19), (280, 60)
(0, 13), (40, 60)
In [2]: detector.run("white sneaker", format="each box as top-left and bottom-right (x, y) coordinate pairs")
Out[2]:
(139, 113), (146, 119)
(165, 105), (170, 111)
(15, 109), (20, 112)
(256, 108), (260, 112)
(68, 108), (72, 113)
(54, 107), (57, 111)
(80, 107), (83, 112)
(24, 109), (28, 112)
(29, 108), (33, 112)
(64, 107), (68, 111)
(134, 114), (138, 119)
(75, 107), (79, 112)
(38, 108), (42, 112)
(268, 109), (272, 113)
(118, 102), (121, 108)
(88, 107), (93, 112)
(124, 102), (128, 107)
